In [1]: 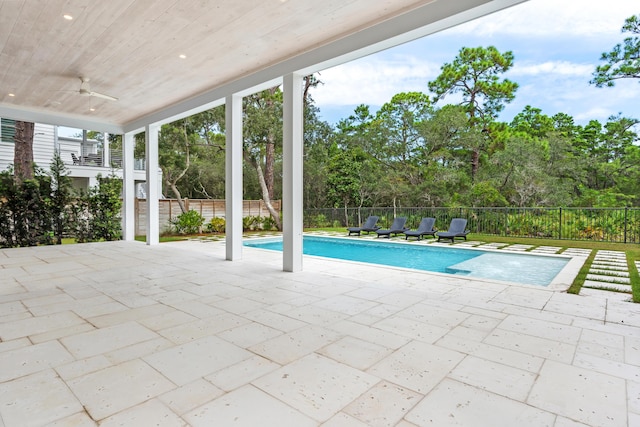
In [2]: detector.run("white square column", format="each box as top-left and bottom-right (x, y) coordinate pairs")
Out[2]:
(145, 124), (160, 245)
(103, 132), (110, 166)
(282, 73), (304, 272)
(225, 94), (243, 260)
(122, 132), (135, 241)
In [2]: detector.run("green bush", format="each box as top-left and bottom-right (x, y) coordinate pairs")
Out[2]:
(171, 210), (205, 234)
(49, 153), (73, 244)
(261, 215), (277, 231)
(243, 215), (260, 231)
(68, 194), (92, 243)
(89, 174), (122, 241)
(206, 216), (226, 233)
(312, 214), (330, 228)
(0, 168), (53, 248)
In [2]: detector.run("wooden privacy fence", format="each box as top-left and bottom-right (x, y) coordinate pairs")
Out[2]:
(134, 199), (280, 235)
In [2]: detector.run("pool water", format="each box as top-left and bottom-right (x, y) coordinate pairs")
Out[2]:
(244, 236), (570, 286)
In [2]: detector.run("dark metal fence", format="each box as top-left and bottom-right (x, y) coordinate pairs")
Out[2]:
(304, 207), (640, 244)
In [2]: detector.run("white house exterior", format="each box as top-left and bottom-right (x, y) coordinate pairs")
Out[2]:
(0, 119), (158, 195)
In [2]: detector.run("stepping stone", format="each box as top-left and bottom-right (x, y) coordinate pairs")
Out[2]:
(593, 255), (626, 260)
(594, 257), (627, 264)
(561, 249), (592, 257)
(479, 242), (509, 249)
(589, 269), (629, 277)
(593, 256), (627, 262)
(502, 244), (533, 251)
(582, 280), (632, 293)
(597, 250), (626, 256)
(451, 242), (480, 247)
(585, 274), (630, 284)
(590, 264), (628, 272)
(581, 287), (634, 300)
(530, 246), (561, 254)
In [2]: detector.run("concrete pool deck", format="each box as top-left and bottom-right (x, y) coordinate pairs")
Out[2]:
(0, 239), (639, 426)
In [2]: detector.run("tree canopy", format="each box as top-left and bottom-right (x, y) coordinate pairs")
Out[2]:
(591, 14), (640, 87)
(138, 37), (639, 212)
(428, 46), (518, 180)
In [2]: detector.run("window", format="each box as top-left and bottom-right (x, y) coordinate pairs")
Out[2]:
(0, 118), (16, 143)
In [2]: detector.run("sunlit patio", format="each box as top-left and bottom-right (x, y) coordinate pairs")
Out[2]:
(1, 240), (638, 426)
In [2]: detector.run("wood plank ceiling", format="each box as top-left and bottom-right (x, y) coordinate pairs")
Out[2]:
(0, 0), (525, 133)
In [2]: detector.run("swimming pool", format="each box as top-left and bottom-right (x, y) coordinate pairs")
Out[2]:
(244, 236), (571, 287)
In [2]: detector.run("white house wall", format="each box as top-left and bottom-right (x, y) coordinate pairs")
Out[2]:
(0, 121), (156, 193)
(0, 123), (55, 172)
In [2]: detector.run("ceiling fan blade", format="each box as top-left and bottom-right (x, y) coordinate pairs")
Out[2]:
(89, 91), (118, 101)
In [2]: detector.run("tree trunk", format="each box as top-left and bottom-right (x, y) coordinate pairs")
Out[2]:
(471, 149), (480, 182)
(343, 201), (349, 227)
(393, 196), (397, 218)
(163, 125), (191, 213)
(265, 136), (275, 200)
(169, 181), (187, 213)
(264, 87), (278, 200)
(14, 121), (35, 183)
(244, 152), (282, 231)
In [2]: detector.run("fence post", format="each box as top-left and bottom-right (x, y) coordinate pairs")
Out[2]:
(558, 207), (562, 240)
(504, 208), (508, 237)
(624, 207), (628, 244)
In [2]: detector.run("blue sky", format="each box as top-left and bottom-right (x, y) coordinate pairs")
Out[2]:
(312, 0), (640, 129)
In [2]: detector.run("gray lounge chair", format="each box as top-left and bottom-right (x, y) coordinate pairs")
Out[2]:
(347, 215), (380, 236)
(375, 217), (407, 238)
(403, 217), (436, 241)
(436, 218), (470, 242)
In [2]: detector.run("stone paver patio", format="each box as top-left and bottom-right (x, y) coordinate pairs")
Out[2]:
(1, 239), (639, 426)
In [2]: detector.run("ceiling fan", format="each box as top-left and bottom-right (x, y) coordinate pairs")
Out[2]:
(77, 77), (118, 101)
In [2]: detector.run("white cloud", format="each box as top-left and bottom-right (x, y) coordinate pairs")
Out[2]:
(509, 61), (593, 77)
(313, 55), (438, 106)
(448, 0), (636, 38)
(312, 0), (640, 126)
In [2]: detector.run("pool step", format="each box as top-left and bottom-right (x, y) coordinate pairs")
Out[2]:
(445, 267), (471, 276)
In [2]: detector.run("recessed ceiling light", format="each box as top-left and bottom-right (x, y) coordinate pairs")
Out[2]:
(8, 93), (15, 97)
(89, 107), (96, 112)
(179, 54), (187, 59)
(63, 14), (73, 20)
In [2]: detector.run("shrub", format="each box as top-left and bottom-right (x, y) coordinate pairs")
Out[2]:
(261, 215), (277, 231)
(49, 153), (73, 244)
(243, 215), (260, 231)
(0, 168), (53, 247)
(171, 210), (205, 234)
(88, 174), (122, 241)
(312, 214), (330, 228)
(68, 193), (92, 243)
(206, 216), (226, 233)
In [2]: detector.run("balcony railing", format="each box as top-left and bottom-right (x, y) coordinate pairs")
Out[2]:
(64, 150), (145, 170)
